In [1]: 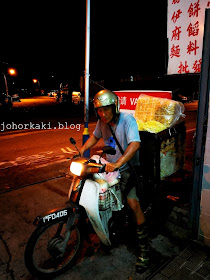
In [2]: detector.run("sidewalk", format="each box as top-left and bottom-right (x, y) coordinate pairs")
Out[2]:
(147, 176), (210, 278)
(0, 174), (209, 280)
(151, 241), (210, 280)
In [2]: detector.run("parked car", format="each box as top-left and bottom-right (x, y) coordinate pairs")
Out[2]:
(172, 91), (189, 103)
(11, 93), (20, 102)
(48, 90), (59, 97)
(72, 91), (81, 104)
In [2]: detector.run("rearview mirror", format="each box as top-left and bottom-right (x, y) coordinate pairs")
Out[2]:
(69, 137), (81, 156)
(70, 137), (76, 145)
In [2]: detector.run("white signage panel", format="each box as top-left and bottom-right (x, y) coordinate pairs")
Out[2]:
(167, 0), (210, 74)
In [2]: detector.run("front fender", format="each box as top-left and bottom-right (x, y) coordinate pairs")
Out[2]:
(33, 202), (75, 227)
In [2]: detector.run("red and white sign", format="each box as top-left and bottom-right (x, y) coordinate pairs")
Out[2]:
(114, 90), (172, 114)
(167, 0), (210, 75)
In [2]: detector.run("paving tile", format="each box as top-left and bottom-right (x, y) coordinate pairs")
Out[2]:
(170, 267), (192, 279)
(185, 251), (207, 271)
(151, 273), (169, 280)
(161, 261), (182, 278)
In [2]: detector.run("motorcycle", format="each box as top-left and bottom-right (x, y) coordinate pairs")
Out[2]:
(24, 137), (125, 279)
(0, 93), (13, 109)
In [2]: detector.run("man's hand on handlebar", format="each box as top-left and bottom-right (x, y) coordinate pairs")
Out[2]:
(72, 154), (80, 159)
(105, 162), (119, 173)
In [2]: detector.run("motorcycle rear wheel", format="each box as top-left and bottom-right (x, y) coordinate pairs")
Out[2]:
(25, 220), (82, 279)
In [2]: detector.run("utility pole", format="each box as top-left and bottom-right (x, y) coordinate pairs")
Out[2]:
(83, 0), (90, 157)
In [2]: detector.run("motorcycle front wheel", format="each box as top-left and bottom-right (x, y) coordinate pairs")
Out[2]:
(25, 220), (82, 279)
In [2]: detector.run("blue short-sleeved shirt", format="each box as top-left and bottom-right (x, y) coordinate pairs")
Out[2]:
(93, 112), (140, 172)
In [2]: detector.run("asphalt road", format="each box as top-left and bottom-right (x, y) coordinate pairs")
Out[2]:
(0, 97), (101, 191)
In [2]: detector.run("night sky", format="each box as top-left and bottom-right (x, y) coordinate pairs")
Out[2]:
(1, 0), (167, 90)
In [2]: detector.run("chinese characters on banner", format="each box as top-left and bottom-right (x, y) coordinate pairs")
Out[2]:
(167, 0), (210, 75)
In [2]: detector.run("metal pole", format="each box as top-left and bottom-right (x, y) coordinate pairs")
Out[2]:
(3, 74), (9, 97)
(83, 0), (90, 157)
(190, 8), (210, 239)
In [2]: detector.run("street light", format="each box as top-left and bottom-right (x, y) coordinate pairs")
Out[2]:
(32, 79), (41, 95)
(33, 79), (40, 86)
(8, 68), (17, 76)
(2, 68), (17, 97)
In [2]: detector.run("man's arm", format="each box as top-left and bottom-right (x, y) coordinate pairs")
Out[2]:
(80, 134), (99, 156)
(105, 141), (140, 172)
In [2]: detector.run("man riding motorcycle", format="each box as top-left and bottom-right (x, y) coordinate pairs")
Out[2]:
(80, 89), (149, 273)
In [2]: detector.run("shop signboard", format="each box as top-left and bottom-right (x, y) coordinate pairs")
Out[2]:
(114, 90), (172, 115)
(167, 0), (210, 75)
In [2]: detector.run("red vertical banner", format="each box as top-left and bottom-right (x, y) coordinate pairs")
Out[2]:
(168, 0), (209, 74)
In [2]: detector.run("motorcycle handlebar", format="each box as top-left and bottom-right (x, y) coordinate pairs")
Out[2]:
(98, 164), (106, 173)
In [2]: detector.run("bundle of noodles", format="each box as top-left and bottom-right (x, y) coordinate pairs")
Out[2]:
(134, 95), (185, 133)
(136, 120), (167, 133)
(143, 121), (167, 133)
(136, 120), (145, 131)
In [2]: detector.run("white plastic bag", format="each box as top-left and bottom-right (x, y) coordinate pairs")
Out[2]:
(134, 94), (185, 133)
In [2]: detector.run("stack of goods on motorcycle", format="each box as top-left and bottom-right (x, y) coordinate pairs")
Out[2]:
(134, 94), (185, 133)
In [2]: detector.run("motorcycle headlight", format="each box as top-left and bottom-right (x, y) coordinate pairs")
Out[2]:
(70, 162), (84, 176)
